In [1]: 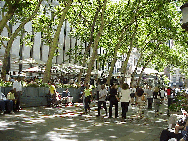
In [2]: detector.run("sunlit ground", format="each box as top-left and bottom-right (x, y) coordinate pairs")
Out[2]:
(0, 102), (170, 141)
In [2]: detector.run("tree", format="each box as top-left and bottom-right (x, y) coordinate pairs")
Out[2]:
(84, 0), (107, 85)
(0, 0), (34, 35)
(42, 0), (73, 83)
(1, 0), (43, 80)
(67, 0), (103, 84)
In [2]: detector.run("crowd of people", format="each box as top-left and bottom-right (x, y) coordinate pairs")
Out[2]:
(1, 74), (188, 140)
(79, 83), (172, 120)
(80, 82), (188, 140)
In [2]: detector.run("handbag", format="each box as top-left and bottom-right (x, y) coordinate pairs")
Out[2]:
(115, 95), (120, 102)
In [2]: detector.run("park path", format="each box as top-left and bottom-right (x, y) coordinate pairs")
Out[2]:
(0, 99), (171, 141)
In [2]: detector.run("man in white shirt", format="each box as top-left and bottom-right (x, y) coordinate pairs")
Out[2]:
(147, 85), (153, 109)
(13, 77), (22, 111)
(97, 85), (107, 117)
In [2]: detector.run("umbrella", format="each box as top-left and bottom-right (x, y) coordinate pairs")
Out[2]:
(22, 66), (41, 72)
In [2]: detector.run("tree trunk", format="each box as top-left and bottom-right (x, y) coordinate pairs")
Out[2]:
(0, 12), (13, 35)
(77, 7), (101, 84)
(106, 21), (136, 86)
(130, 50), (143, 87)
(43, 0), (72, 83)
(136, 65), (146, 87)
(84, 0), (107, 85)
(1, 0), (43, 80)
(121, 26), (137, 84)
(106, 51), (117, 85)
(137, 54), (154, 86)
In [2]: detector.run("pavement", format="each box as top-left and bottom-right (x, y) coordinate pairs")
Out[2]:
(0, 99), (173, 141)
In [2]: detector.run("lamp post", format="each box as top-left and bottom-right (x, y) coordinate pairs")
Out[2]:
(181, 3), (188, 31)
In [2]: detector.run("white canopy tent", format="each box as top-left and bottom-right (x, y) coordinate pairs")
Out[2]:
(22, 66), (42, 72)
(132, 67), (159, 74)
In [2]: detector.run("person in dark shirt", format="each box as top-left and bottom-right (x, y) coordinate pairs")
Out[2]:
(153, 87), (161, 116)
(109, 84), (119, 118)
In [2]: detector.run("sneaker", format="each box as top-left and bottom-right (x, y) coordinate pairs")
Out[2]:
(0, 111), (4, 115)
(10, 111), (15, 114)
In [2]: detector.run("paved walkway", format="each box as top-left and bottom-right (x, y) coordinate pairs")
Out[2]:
(0, 99), (172, 141)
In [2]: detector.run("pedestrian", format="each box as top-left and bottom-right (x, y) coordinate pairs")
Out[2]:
(109, 84), (119, 118)
(49, 82), (57, 107)
(13, 77), (22, 112)
(167, 87), (171, 98)
(153, 87), (161, 116)
(130, 87), (136, 105)
(135, 86), (144, 117)
(84, 83), (92, 114)
(160, 87), (166, 104)
(147, 85), (153, 109)
(120, 83), (131, 121)
(97, 85), (107, 117)
(167, 87), (172, 115)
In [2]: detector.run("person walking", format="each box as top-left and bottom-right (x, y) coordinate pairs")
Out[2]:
(97, 85), (108, 117)
(120, 83), (131, 121)
(135, 86), (144, 117)
(84, 83), (92, 114)
(153, 87), (161, 116)
(147, 85), (153, 109)
(109, 84), (119, 118)
(13, 77), (22, 112)
(167, 87), (172, 116)
(160, 87), (165, 104)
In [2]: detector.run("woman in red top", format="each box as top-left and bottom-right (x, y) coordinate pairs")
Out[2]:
(167, 87), (171, 98)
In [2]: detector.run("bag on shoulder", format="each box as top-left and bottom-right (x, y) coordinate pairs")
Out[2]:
(141, 95), (145, 101)
(115, 95), (120, 102)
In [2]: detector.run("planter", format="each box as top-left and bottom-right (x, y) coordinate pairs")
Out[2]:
(25, 87), (39, 97)
(2, 87), (13, 96)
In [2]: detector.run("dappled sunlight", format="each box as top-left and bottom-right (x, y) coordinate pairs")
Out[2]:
(139, 130), (146, 133)
(109, 136), (117, 139)
(107, 128), (114, 131)
(0, 99), (171, 140)
(0, 120), (16, 130)
(22, 135), (38, 140)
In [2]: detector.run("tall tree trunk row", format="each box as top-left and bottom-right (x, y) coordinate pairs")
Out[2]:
(121, 25), (137, 84)
(77, 6), (101, 84)
(43, 0), (73, 83)
(106, 20), (137, 85)
(84, 0), (107, 85)
(137, 54), (155, 86)
(130, 50), (143, 87)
